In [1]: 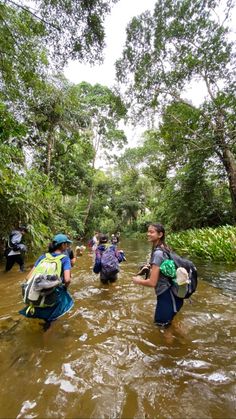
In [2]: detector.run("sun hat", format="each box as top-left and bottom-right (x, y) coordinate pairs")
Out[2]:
(53, 233), (72, 245)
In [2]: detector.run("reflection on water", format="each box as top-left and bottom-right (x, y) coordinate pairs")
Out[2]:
(197, 260), (236, 296)
(0, 239), (235, 419)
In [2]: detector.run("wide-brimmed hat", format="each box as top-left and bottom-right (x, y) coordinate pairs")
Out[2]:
(53, 233), (72, 245)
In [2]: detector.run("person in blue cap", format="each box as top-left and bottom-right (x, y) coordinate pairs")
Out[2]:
(19, 233), (74, 330)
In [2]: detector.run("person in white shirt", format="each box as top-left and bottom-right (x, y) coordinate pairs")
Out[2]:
(91, 231), (99, 252)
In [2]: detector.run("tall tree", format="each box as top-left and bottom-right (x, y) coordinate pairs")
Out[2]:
(1, 0), (118, 65)
(22, 0), (118, 63)
(0, 1), (47, 102)
(25, 76), (90, 177)
(116, 0), (236, 219)
(74, 82), (127, 228)
(0, 0), (119, 104)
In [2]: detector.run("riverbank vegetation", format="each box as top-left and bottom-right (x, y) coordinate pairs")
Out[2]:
(0, 0), (235, 262)
(168, 225), (236, 262)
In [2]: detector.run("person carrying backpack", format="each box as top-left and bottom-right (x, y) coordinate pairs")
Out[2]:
(132, 223), (197, 328)
(19, 233), (74, 330)
(93, 234), (126, 284)
(48, 241), (76, 267)
(4, 225), (28, 272)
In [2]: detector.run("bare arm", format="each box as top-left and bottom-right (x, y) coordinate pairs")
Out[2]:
(63, 269), (71, 288)
(132, 264), (160, 288)
(70, 257), (76, 267)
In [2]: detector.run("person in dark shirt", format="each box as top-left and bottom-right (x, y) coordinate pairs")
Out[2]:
(5, 225), (28, 272)
(64, 244), (76, 267)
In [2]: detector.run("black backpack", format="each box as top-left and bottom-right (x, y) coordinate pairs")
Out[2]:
(161, 249), (198, 299)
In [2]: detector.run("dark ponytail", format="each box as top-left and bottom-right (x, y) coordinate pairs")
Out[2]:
(48, 241), (63, 253)
(99, 234), (108, 244)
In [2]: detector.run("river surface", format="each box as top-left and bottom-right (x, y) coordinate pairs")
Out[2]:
(0, 238), (235, 419)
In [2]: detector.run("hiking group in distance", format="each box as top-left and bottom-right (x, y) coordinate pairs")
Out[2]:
(3, 224), (198, 332)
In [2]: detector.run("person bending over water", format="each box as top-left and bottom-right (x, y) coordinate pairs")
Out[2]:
(132, 223), (184, 328)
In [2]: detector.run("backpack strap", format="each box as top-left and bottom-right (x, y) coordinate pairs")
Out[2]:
(152, 246), (174, 287)
(95, 248), (103, 259)
(45, 253), (65, 261)
(152, 246), (171, 260)
(109, 245), (119, 258)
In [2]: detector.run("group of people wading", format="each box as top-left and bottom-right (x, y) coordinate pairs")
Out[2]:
(3, 223), (197, 331)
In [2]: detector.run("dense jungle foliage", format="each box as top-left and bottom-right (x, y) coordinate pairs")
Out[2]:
(0, 0), (235, 260)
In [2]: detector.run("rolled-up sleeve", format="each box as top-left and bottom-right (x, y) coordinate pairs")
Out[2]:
(151, 250), (166, 267)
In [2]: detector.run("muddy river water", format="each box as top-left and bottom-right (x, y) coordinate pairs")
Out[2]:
(0, 238), (235, 418)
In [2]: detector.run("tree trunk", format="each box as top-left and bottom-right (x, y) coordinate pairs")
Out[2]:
(215, 112), (236, 221)
(83, 185), (94, 228)
(46, 132), (53, 176)
(221, 147), (236, 220)
(83, 132), (97, 230)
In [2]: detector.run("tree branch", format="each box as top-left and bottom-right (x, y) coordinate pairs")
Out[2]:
(165, 113), (213, 151)
(0, 14), (21, 49)
(54, 141), (74, 158)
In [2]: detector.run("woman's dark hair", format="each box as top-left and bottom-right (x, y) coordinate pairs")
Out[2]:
(48, 241), (64, 252)
(19, 225), (28, 232)
(111, 234), (119, 244)
(149, 223), (170, 250)
(99, 234), (108, 244)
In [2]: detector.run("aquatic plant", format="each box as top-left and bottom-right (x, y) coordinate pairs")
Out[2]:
(169, 225), (236, 262)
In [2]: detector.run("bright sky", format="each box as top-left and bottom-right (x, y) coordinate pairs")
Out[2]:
(64, 0), (157, 87)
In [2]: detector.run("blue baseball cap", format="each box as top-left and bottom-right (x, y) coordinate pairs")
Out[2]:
(53, 234), (72, 245)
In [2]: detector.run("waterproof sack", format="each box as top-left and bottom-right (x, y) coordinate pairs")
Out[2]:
(101, 247), (120, 276)
(21, 253), (64, 309)
(159, 249), (198, 299)
(159, 259), (176, 279)
(9, 230), (22, 249)
(6, 230), (27, 252)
